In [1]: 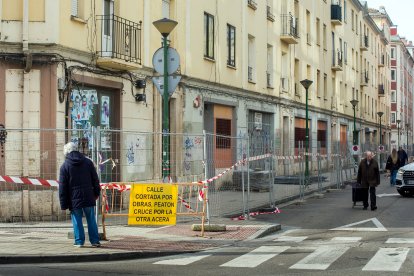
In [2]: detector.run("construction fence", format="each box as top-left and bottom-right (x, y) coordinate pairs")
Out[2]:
(0, 127), (366, 227)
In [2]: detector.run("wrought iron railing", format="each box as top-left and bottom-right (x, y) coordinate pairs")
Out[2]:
(331, 3), (342, 21)
(281, 14), (298, 38)
(96, 14), (142, 64)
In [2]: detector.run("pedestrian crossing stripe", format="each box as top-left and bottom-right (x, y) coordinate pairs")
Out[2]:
(154, 254), (211, 265)
(220, 246), (290, 268)
(362, 248), (409, 271)
(386, 238), (414, 244)
(290, 245), (350, 270)
(273, 236), (307, 242)
(330, 217), (387, 232)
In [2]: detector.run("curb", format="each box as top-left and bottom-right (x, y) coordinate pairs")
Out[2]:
(245, 224), (282, 240)
(0, 250), (199, 265)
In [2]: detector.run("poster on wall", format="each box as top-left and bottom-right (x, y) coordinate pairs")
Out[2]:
(101, 96), (110, 126)
(70, 89), (98, 150)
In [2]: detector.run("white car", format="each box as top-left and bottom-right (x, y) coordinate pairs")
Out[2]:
(396, 163), (414, 197)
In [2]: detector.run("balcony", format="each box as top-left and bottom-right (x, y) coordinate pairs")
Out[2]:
(96, 14), (142, 70)
(378, 55), (385, 67)
(266, 6), (275, 22)
(360, 71), (369, 86)
(331, 3), (342, 25)
(331, 50), (343, 71)
(247, 0), (257, 10)
(360, 35), (369, 51)
(378, 84), (385, 96)
(280, 14), (299, 44)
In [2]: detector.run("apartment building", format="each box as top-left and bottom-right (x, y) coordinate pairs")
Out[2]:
(389, 27), (414, 150)
(0, 0), (394, 181)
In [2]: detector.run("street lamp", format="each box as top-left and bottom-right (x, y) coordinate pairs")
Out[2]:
(396, 119), (401, 148)
(377, 111), (383, 169)
(300, 79), (313, 182)
(153, 18), (178, 182)
(350, 99), (359, 145)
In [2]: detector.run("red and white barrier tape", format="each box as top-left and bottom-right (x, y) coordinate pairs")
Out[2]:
(231, 207), (281, 220)
(0, 175), (59, 187)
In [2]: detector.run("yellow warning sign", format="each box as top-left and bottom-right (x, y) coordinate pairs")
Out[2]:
(128, 184), (178, 225)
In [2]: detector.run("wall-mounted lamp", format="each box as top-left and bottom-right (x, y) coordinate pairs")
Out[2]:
(135, 79), (147, 89)
(134, 93), (146, 102)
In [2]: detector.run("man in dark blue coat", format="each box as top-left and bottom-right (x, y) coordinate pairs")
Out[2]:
(59, 142), (101, 247)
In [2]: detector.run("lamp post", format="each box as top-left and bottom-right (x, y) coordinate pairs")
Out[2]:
(350, 99), (359, 145)
(300, 79), (313, 183)
(377, 111), (383, 168)
(397, 119), (401, 148)
(153, 18), (178, 182)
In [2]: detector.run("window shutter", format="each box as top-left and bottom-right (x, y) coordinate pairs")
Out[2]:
(71, 0), (78, 17)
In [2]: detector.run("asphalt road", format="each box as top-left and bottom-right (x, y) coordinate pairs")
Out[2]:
(2, 175), (414, 276)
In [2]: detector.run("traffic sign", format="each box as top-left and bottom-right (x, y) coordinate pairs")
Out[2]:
(152, 75), (182, 97)
(152, 47), (180, 75)
(351, 145), (360, 154)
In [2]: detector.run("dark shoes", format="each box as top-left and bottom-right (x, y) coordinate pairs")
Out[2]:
(371, 206), (377, 211)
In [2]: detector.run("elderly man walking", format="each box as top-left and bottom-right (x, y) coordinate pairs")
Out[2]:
(357, 151), (380, 210)
(59, 142), (101, 247)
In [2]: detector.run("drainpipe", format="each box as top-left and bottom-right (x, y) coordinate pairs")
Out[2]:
(22, 0), (30, 176)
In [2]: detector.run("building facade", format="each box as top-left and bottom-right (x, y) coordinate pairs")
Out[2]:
(0, 0), (401, 182)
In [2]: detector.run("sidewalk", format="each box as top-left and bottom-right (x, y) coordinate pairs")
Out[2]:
(0, 218), (281, 264)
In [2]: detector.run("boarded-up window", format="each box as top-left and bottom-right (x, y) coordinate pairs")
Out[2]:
(216, 118), (231, 148)
(317, 121), (327, 154)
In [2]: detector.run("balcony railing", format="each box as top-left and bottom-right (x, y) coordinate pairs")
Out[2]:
(360, 35), (369, 51)
(247, 0), (257, 10)
(331, 3), (342, 25)
(96, 14), (142, 68)
(266, 6), (275, 21)
(378, 84), (385, 95)
(331, 50), (343, 71)
(361, 71), (369, 86)
(280, 14), (299, 44)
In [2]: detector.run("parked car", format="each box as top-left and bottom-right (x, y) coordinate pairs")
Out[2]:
(396, 163), (414, 197)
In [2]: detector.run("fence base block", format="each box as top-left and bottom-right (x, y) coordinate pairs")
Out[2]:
(191, 224), (226, 232)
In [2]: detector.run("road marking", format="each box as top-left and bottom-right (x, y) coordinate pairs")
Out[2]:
(154, 254), (211, 265)
(362, 248), (409, 271)
(377, 193), (400, 198)
(274, 236), (307, 242)
(331, 218), (387, 232)
(290, 245), (350, 270)
(220, 246), (290, 268)
(331, 237), (361, 242)
(386, 238), (414, 244)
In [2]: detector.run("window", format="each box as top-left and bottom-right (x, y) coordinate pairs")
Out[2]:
(316, 70), (321, 97)
(226, 24), (236, 67)
(204, 12), (214, 59)
(71, 0), (79, 17)
(295, 118), (309, 149)
(391, 47), (396, 59)
(248, 35), (256, 82)
(316, 18), (321, 45)
(351, 10), (354, 30)
(71, 0), (85, 18)
(317, 121), (327, 153)
(391, 112), (396, 124)
(323, 74), (327, 99)
(344, 0), (347, 23)
(267, 44), (273, 87)
(216, 118), (231, 148)
(391, 69), (396, 81)
(344, 42), (347, 64)
(323, 24), (327, 50)
(391, 90), (396, 102)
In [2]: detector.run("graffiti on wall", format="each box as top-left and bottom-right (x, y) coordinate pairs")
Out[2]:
(125, 134), (146, 173)
(183, 136), (203, 173)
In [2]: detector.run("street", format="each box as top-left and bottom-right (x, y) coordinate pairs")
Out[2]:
(2, 175), (414, 275)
